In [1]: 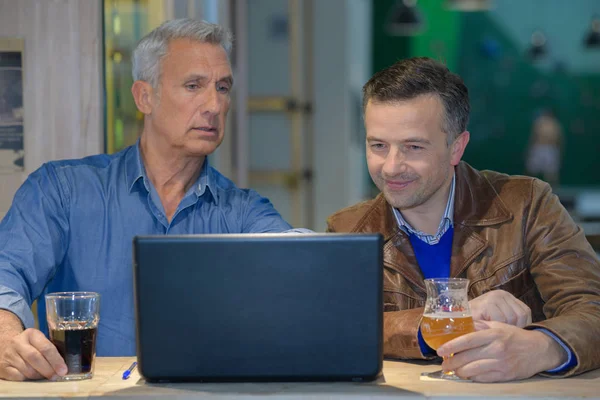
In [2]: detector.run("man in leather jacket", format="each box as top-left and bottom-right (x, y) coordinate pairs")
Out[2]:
(327, 57), (600, 382)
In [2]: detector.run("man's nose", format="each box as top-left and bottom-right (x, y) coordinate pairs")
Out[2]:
(203, 88), (222, 115)
(382, 148), (407, 176)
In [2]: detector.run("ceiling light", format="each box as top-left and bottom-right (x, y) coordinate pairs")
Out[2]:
(385, 0), (424, 36)
(527, 30), (547, 60)
(584, 15), (600, 48)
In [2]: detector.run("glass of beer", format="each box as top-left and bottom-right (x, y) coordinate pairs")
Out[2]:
(420, 278), (474, 381)
(45, 292), (100, 381)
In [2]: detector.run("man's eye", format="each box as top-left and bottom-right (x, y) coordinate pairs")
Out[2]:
(217, 83), (231, 93)
(186, 84), (200, 90)
(370, 143), (386, 150)
(408, 145), (423, 151)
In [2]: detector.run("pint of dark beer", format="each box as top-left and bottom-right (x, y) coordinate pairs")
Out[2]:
(45, 292), (100, 381)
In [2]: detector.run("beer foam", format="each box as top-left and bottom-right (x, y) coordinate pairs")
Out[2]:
(423, 313), (472, 319)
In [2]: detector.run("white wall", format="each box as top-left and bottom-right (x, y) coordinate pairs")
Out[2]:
(0, 0), (104, 219)
(238, 0), (372, 231)
(313, 0), (372, 231)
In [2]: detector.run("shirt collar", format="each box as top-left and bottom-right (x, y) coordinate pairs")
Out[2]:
(125, 141), (145, 192)
(393, 172), (455, 238)
(195, 158), (219, 204)
(125, 140), (219, 204)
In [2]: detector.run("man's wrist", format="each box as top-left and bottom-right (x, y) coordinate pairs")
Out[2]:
(530, 329), (568, 372)
(0, 309), (26, 337)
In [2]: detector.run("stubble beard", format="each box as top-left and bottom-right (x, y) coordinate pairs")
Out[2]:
(380, 167), (450, 212)
(382, 180), (426, 210)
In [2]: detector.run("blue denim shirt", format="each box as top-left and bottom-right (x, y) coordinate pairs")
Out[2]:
(0, 142), (295, 356)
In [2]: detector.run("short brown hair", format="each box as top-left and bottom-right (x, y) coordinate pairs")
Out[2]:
(363, 57), (469, 142)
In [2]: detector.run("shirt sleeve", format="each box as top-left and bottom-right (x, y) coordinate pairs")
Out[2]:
(241, 189), (294, 233)
(0, 163), (70, 328)
(282, 228), (315, 233)
(536, 328), (577, 373)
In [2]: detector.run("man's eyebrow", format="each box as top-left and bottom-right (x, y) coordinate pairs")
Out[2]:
(366, 136), (432, 145)
(402, 137), (432, 144)
(184, 74), (208, 82)
(219, 75), (234, 86)
(182, 74), (233, 87)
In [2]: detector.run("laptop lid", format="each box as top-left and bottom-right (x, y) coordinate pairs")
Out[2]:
(133, 233), (383, 382)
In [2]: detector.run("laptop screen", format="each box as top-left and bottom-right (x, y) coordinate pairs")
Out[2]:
(133, 233), (383, 382)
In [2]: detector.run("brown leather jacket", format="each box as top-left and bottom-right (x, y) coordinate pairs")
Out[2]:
(327, 162), (600, 377)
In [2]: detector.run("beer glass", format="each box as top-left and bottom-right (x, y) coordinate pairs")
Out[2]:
(420, 278), (474, 381)
(45, 292), (100, 381)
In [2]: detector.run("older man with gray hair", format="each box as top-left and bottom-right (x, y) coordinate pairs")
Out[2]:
(0, 19), (298, 381)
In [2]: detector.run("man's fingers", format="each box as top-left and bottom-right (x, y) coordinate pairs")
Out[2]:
(7, 353), (44, 380)
(471, 290), (532, 327)
(502, 296), (531, 327)
(500, 296), (520, 326)
(442, 346), (486, 372)
(0, 366), (27, 382)
(1, 345), (43, 380)
(469, 369), (510, 383)
(437, 330), (497, 358)
(0, 328), (67, 381)
(483, 303), (508, 324)
(13, 330), (65, 380)
(28, 331), (67, 376)
(452, 358), (499, 380)
(15, 344), (56, 380)
(514, 298), (532, 327)
(473, 320), (491, 331)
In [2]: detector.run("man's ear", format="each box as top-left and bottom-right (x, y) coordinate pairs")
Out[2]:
(131, 80), (154, 115)
(450, 131), (470, 166)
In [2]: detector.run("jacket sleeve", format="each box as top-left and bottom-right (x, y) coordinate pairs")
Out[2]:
(525, 179), (600, 377)
(383, 308), (436, 359)
(327, 219), (434, 360)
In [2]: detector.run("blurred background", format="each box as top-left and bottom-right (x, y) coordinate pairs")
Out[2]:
(0, 0), (599, 251)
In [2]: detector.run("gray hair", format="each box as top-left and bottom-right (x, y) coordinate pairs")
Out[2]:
(132, 18), (233, 88)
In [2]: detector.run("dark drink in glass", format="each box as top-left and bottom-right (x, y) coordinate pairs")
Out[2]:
(50, 326), (97, 375)
(45, 292), (100, 381)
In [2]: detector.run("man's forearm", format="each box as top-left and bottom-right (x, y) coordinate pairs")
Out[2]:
(0, 309), (25, 339)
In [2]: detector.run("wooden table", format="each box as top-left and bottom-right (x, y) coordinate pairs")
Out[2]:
(1, 357), (599, 399)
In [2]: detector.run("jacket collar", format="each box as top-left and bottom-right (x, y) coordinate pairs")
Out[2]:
(352, 161), (514, 294)
(355, 161), (513, 233)
(453, 161), (513, 227)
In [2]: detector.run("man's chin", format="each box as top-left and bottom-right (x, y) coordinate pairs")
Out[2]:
(186, 138), (223, 156)
(183, 144), (218, 158)
(383, 191), (416, 210)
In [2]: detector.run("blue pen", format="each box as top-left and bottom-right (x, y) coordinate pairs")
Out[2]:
(122, 361), (137, 380)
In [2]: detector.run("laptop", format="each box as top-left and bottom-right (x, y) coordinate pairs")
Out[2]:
(132, 233), (383, 383)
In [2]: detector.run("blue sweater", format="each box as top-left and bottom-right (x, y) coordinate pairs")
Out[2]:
(408, 227), (454, 280)
(409, 227), (454, 355)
